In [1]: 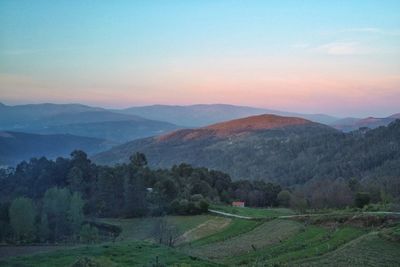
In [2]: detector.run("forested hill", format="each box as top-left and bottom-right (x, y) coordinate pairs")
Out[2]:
(93, 115), (400, 185)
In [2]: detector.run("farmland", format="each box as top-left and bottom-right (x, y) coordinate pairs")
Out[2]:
(1, 207), (399, 266)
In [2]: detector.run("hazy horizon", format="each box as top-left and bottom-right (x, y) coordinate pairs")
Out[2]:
(1, 99), (400, 119)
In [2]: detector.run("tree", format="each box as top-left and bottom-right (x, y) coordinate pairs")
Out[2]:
(38, 213), (50, 242)
(69, 192), (85, 238)
(277, 190), (291, 207)
(42, 187), (71, 241)
(355, 192), (371, 208)
(9, 197), (36, 242)
(130, 152), (147, 168)
(151, 217), (179, 246)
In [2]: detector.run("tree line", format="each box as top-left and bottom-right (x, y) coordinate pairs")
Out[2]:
(0, 151), (282, 243)
(1, 144), (398, 243)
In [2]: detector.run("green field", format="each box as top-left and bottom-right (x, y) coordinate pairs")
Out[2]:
(296, 232), (400, 266)
(1, 207), (400, 267)
(0, 241), (218, 267)
(186, 219), (302, 261)
(228, 226), (366, 266)
(186, 218), (261, 247)
(100, 215), (214, 241)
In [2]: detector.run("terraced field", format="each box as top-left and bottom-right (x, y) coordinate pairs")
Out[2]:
(2, 209), (399, 266)
(186, 218), (262, 247)
(295, 233), (400, 267)
(228, 226), (366, 266)
(185, 219), (302, 260)
(175, 216), (232, 245)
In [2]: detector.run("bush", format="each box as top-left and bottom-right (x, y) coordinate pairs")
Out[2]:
(70, 256), (115, 267)
(355, 192), (371, 208)
(80, 224), (99, 244)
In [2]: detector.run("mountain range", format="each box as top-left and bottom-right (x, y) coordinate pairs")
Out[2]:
(1, 102), (399, 169)
(0, 103), (180, 142)
(115, 104), (339, 126)
(331, 113), (400, 132)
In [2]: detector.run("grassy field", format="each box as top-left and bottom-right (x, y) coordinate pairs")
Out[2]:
(2, 207), (400, 267)
(210, 204), (295, 218)
(186, 219), (302, 260)
(186, 218), (261, 247)
(0, 241), (218, 267)
(228, 226), (366, 266)
(174, 216), (232, 245)
(100, 215), (214, 241)
(296, 232), (400, 266)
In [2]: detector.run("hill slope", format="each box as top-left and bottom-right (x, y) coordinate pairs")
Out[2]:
(94, 115), (400, 184)
(93, 115), (337, 183)
(0, 131), (115, 166)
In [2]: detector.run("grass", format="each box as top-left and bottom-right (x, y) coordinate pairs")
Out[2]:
(210, 204), (295, 218)
(229, 225), (366, 266)
(2, 213), (399, 267)
(186, 219), (302, 260)
(0, 241), (219, 267)
(295, 232), (400, 266)
(186, 218), (262, 247)
(100, 215), (214, 241)
(175, 216), (232, 245)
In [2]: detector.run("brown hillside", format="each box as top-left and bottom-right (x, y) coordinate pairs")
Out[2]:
(157, 114), (311, 142)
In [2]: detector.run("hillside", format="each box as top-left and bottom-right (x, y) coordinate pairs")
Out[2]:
(0, 131), (115, 166)
(0, 103), (180, 142)
(331, 113), (400, 132)
(94, 115), (336, 182)
(94, 115), (400, 184)
(117, 104), (338, 126)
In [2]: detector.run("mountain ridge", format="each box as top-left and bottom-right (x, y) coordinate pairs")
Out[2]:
(116, 104), (339, 126)
(0, 131), (116, 166)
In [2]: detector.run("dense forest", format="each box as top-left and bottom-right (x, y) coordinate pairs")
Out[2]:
(95, 119), (400, 186)
(1, 146), (399, 244)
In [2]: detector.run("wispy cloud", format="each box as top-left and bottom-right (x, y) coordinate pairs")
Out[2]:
(315, 41), (373, 55)
(291, 41), (374, 56)
(340, 27), (400, 36)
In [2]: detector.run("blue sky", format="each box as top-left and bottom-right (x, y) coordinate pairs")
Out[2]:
(0, 0), (399, 117)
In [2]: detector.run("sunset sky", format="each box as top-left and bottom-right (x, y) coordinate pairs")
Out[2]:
(1, 0), (399, 117)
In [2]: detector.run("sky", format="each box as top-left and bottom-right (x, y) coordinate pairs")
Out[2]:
(0, 0), (399, 117)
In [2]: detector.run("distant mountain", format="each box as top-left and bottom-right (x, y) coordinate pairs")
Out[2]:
(116, 104), (339, 126)
(0, 131), (115, 166)
(94, 115), (400, 185)
(0, 103), (102, 129)
(32, 119), (180, 142)
(0, 103), (180, 142)
(331, 113), (400, 132)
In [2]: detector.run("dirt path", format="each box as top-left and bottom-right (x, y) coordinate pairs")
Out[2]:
(208, 209), (253, 219)
(175, 217), (231, 245)
(209, 209), (400, 220)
